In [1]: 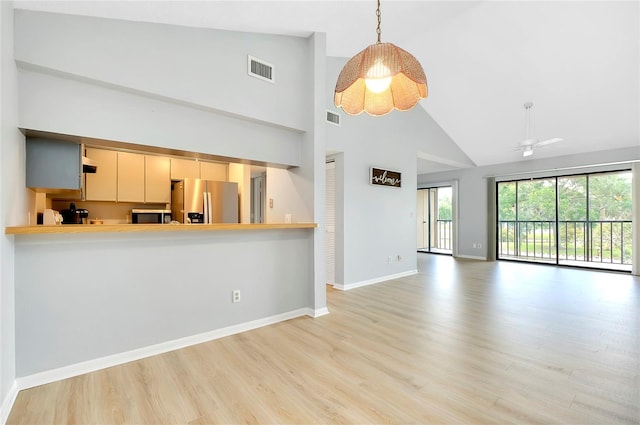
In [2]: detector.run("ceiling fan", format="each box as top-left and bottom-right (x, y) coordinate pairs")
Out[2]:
(517, 101), (563, 157)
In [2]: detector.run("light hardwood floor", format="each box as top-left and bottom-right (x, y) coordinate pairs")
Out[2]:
(8, 255), (640, 424)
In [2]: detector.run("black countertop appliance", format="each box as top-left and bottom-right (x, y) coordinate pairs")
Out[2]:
(61, 203), (89, 224)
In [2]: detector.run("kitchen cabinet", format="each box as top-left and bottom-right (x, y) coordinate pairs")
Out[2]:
(26, 138), (82, 190)
(200, 162), (228, 181)
(170, 158), (199, 180)
(171, 158), (228, 181)
(117, 152), (145, 202)
(86, 149), (224, 204)
(145, 155), (171, 203)
(85, 148), (117, 201)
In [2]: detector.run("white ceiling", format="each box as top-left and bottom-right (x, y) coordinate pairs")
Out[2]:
(13, 1), (640, 172)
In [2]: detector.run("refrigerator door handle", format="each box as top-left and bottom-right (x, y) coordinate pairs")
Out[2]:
(203, 191), (209, 224)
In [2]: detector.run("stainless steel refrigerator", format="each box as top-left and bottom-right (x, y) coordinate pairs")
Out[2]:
(171, 179), (239, 223)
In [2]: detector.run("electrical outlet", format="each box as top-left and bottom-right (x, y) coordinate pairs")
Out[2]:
(397, 254), (402, 262)
(477, 243), (482, 249)
(232, 290), (241, 303)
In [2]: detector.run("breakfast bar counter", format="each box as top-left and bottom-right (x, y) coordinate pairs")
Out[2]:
(12, 219), (322, 378)
(5, 222), (317, 235)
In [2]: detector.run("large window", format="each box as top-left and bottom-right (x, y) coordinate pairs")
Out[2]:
(497, 170), (632, 271)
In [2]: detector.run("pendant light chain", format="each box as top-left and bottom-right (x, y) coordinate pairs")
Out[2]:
(376, 0), (382, 44)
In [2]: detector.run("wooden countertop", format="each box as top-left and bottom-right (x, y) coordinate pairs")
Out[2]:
(5, 223), (318, 235)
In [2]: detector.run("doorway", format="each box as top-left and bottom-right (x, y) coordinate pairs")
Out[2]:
(417, 186), (453, 254)
(250, 169), (266, 224)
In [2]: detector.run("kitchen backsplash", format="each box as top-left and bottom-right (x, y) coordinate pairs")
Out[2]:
(52, 200), (169, 224)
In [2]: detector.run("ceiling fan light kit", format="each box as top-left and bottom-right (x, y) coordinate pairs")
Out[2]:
(522, 146), (534, 157)
(518, 101), (563, 158)
(334, 0), (427, 116)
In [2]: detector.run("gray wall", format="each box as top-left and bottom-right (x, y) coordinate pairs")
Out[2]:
(1, 0), (29, 419)
(14, 9), (309, 131)
(14, 10), (309, 167)
(8, 9), (327, 384)
(418, 147), (640, 261)
(265, 33), (327, 311)
(15, 230), (312, 376)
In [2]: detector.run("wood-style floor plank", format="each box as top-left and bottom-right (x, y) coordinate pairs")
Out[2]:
(7, 255), (640, 424)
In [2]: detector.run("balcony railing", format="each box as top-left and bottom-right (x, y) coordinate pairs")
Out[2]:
(436, 219), (452, 251)
(498, 220), (632, 269)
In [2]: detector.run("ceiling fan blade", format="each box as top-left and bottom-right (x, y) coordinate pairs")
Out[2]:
(535, 137), (563, 147)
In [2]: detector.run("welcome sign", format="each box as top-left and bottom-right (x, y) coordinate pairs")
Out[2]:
(370, 167), (401, 188)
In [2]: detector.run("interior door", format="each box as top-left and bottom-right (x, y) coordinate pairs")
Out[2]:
(251, 174), (265, 223)
(325, 161), (336, 284)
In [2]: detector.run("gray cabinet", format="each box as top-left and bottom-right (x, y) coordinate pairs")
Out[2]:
(26, 138), (81, 190)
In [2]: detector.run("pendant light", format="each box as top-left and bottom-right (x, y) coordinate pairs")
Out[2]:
(334, 0), (428, 116)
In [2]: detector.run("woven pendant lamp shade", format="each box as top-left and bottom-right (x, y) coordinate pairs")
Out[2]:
(334, 42), (428, 116)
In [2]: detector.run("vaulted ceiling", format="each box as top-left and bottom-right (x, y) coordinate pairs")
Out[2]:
(13, 1), (640, 173)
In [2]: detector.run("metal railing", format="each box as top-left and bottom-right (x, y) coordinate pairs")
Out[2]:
(498, 220), (632, 267)
(436, 219), (452, 251)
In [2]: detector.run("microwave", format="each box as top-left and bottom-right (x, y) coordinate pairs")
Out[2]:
(131, 209), (172, 224)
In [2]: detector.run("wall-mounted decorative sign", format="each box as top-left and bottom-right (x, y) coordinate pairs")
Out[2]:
(370, 167), (401, 188)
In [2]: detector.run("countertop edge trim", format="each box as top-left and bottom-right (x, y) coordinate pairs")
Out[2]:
(5, 223), (318, 235)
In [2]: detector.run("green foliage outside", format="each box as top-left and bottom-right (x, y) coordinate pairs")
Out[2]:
(437, 188), (452, 220)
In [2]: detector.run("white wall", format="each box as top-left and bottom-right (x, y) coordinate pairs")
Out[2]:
(325, 57), (469, 288)
(1, 1), (29, 421)
(418, 146), (640, 264)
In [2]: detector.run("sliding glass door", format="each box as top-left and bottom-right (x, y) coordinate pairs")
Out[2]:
(417, 187), (452, 254)
(497, 170), (632, 271)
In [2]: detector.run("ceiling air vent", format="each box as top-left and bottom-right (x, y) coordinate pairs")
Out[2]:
(326, 110), (341, 126)
(248, 55), (275, 83)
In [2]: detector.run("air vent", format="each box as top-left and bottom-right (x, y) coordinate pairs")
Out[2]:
(326, 110), (341, 126)
(248, 55), (275, 83)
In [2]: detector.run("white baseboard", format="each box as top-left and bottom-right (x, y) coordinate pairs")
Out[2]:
(16, 308), (310, 392)
(0, 381), (18, 425)
(455, 254), (487, 261)
(308, 307), (329, 317)
(333, 270), (418, 291)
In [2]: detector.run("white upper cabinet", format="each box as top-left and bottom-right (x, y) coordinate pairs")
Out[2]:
(199, 162), (228, 181)
(117, 152), (145, 202)
(145, 156), (171, 203)
(171, 158), (228, 181)
(86, 149), (227, 204)
(170, 158), (199, 180)
(85, 148), (117, 201)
